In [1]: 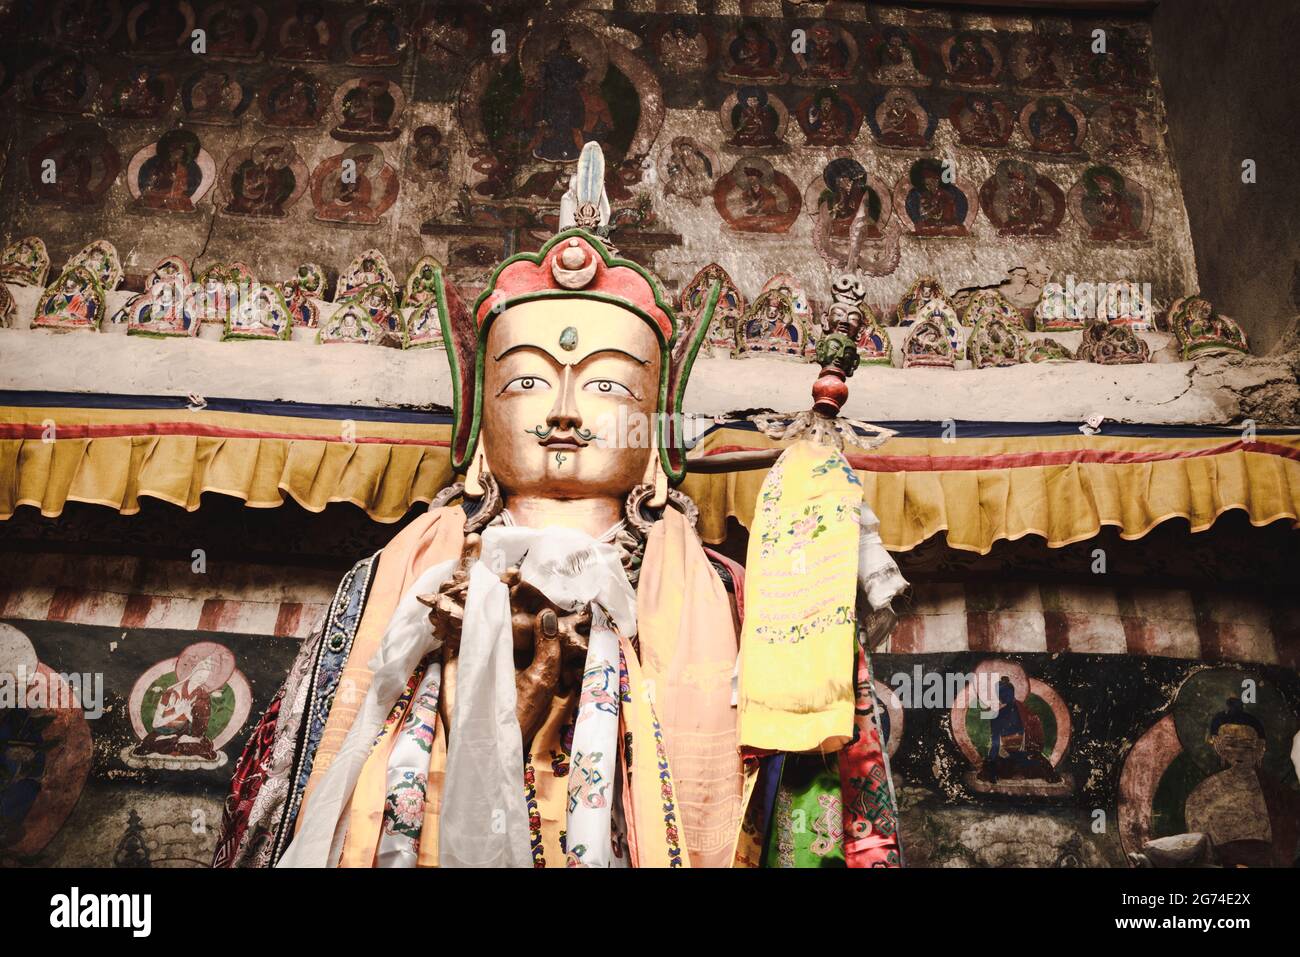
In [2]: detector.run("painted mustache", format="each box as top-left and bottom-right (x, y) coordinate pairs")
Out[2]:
(525, 425), (596, 442)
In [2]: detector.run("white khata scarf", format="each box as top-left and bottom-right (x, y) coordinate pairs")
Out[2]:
(278, 522), (637, 868)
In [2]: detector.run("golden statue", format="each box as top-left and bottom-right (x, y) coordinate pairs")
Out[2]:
(214, 145), (907, 869)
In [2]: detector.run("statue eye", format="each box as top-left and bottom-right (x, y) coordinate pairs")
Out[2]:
(502, 375), (551, 393)
(584, 379), (633, 397)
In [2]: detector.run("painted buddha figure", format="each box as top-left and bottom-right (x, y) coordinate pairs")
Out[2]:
(1184, 698), (1272, 866)
(214, 150), (906, 869)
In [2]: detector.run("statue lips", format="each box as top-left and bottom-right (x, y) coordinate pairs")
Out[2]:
(539, 433), (588, 452)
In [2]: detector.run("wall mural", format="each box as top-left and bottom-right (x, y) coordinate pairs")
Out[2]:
(9, 609), (1293, 869)
(879, 652), (1300, 868)
(1, 619), (294, 867)
(0, 7), (1207, 360)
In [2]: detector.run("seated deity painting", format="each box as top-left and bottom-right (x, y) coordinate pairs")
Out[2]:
(181, 69), (252, 125)
(952, 662), (1073, 796)
(1070, 165), (1152, 242)
(28, 56), (98, 113)
(724, 86), (786, 151)
(462, 23), (659, 204)
(1009, 35), (1070, 90)
(123, 641), (250, 771)
(1091, 102), (1155, 157)
(813, 157), (886, 243)
(1083, 35), (1149, 96)
(868, 88), (934, 149)
(52, 0), (124, 49)
(202, 1), (267, 61)
(309, 145), (399, 226)
(127, 129), (216, 213)
(658, 136), (718, 206)
(28, 126), (121, 207)
(720, 19), (787, 83)
(274, 1), (331, 61)
(1120, 669), (1300, 868)
(979, 160), (1065, 237)
(259, 68), (327, 128)
(795, 88), (861, 147)
(868, 27), (929, 85)
(100, 64), (175, 119)
(221, 136), (307, 219)
(949, 93), (1013, 148)
(655, 16), (710, 74)
(1021, 97), (1086, 154)
(896, 159), (973, 237)
(126, 0), (194, 53)
(793, 22), (856, 83)
(713, 157), (802, 233)
(942, 32), (1002, 87)
(407, 126), (450, 183)
(330, 77), (403, 142)
(344, 3), (402, 66)
(513, 30), (617, 164)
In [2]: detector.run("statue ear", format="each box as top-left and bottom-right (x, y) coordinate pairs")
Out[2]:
(434, 265), (480, 472)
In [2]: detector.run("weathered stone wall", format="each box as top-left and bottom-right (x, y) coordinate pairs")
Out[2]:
(1151, 0), (1300, 354)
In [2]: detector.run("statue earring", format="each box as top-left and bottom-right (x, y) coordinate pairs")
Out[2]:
(465, 445), (489, 499)
(641, 450), (668, 509)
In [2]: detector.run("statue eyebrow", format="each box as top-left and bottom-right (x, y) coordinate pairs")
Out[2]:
(492, 343), (650, 365)
(574, 346), (651, 366)
(492, 343), (557, 362)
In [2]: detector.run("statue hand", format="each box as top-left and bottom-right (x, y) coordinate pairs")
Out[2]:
(416, 535), (591, 743)
(417, 533), (483, 660)
(417, 533), (483, 734)
(501, 572), (591, 677)
(514, 608), (563, 745)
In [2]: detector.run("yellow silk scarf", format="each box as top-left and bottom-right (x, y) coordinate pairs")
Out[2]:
(637, 508), (744, 867)
(737, 440), (862, 754)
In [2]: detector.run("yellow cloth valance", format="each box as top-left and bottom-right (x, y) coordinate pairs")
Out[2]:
(0, 404), (453, 523)
(682, 428), (1300, 554)
(3, 402), (1299, 555)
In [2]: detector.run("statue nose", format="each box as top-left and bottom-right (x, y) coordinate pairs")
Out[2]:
(546, 365), (583, 432)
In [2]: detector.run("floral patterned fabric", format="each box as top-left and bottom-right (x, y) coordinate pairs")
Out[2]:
(739, 441), (869, 753)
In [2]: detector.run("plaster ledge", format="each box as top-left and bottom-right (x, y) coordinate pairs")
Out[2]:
(1, 326), (1296, 427)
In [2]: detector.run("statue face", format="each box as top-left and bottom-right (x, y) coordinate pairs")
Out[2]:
(482, 299), (662, 503)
